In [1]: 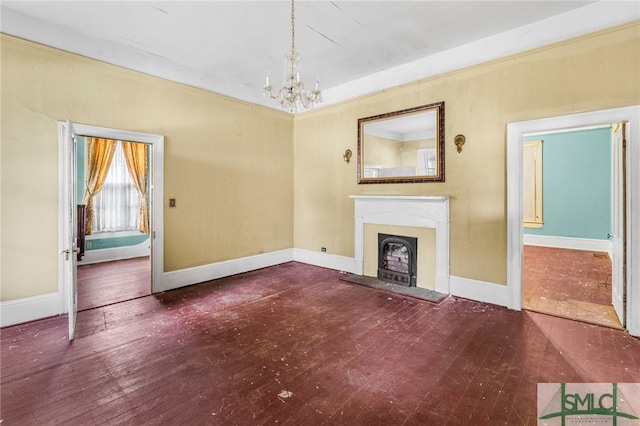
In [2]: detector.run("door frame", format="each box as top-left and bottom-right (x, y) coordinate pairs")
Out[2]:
(58, 122), (164, 314)
(506, 105), (640, 336)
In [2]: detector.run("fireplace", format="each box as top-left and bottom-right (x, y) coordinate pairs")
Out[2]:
(350, 195), (450, 294)
(378, 234), (417, 287)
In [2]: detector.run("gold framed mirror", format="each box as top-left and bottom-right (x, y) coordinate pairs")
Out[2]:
(357, 101), (444, 184)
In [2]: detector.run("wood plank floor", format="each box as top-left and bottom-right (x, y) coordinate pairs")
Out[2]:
(523, 246), (622, 329)
(77, 257), (151, 311)
(2, 262), (639, 425)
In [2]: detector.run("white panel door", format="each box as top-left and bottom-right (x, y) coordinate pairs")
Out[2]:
(611, 122), (626, 326)
(61, 120), (79, 341)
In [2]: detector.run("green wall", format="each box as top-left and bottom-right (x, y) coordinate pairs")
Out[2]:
(524, 127), (612, 240)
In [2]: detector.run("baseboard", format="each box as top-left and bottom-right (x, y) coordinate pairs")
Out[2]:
(523, 234), (612, 255)
(163, 249), (359, 294)
(161, 249), (295, 292)
(163, 248), (507, 308)
(1, 252), (507, 328)
(292, 248), (360, 274)
(294, 250), (508, 308)
(449, 275), (509, 308)
(79, 240), (151, 265)
(1, 292), (61, 328)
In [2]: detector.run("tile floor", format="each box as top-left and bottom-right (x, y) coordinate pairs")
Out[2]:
(523, 245), (622, 329)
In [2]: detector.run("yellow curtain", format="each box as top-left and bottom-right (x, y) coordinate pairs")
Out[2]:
(81, 138), (117, 235)
(122, 141), (150, 234)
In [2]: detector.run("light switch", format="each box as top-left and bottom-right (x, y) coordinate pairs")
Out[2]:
(169, 198), (176, 208)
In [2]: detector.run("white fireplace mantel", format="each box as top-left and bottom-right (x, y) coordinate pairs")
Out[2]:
(350, 195), (450, 294)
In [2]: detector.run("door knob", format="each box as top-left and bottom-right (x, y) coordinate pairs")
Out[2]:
(63, 248), (81, 260)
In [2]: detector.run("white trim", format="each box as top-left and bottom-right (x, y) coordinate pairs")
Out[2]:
(2, 251), (294, 327)
(3, 2), (637, 111)
(1, 252), (511, 327)
(161, 249), (294, 293)
(507, 106), (640, 337)
(78, 239), (151, 265)
(293, 248), (359, 274)
(450, 276), (509, 308)
(0, 293), (60, 327)
(321, 2), (640, 109)
(350, 195), (450, 294)
(295, 249), (510, 308)
(526, 124), (612, 137)
(523, 235), (612, 256)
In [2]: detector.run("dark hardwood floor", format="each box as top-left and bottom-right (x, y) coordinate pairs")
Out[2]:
(77, 257), (151, 311)
(2, 262), (639, 425)
(523, 245), (622, 329)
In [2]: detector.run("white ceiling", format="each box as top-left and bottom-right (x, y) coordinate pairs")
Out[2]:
(1, 1), (639, 113)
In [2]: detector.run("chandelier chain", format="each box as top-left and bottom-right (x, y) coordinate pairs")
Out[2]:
(291, 0), (295, 54)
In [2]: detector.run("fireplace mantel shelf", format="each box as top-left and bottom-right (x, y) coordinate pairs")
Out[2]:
(349, 195), (448, 201)
(350, 195), (450, 294)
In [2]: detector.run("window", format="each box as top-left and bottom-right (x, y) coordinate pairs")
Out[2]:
(417, 148), (437, 175)
(91, 141), (141, 233)
(523, 140), (543, 228)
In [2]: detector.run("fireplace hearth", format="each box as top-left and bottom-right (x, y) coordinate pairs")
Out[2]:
(378, 233), (417, 287)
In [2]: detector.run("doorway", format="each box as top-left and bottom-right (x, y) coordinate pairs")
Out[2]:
(520, 126), (622, 328)
(506, 105), (640, 337)
(58, 122), (164, 333)
(76, 136), (152, 310)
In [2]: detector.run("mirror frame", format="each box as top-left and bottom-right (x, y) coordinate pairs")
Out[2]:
(357, 101), (445, 184)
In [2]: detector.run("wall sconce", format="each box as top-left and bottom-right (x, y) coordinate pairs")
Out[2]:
(454, 134), (466, 153)
(343, 149), (352, 163)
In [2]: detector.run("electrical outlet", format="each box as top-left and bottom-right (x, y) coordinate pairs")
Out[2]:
(86, 241), (92, 249)
(169, 198), (176, 208)
(321, 247), (327, 252)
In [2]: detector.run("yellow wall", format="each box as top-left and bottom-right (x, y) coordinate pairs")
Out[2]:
(363, 135), (401, 167)
(1, 35), (294, 301)
(294, 22), (640, 285)
(2, 22), (639, 303)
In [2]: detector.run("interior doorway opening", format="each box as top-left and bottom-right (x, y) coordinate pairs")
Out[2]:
(520, 125), (623, 329)
(75, 136), (152, 311)
(506, 105), (640, 337)
(58, 121), (164, 340)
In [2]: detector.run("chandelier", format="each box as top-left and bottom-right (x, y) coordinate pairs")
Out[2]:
(263, 0), (322, 114)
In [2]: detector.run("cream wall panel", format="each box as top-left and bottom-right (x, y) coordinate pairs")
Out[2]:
(1, 35), (293, 301)
(294, 22), (640, 286)
(2, 22), (638, 302)
(364, 135), (401, 167)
